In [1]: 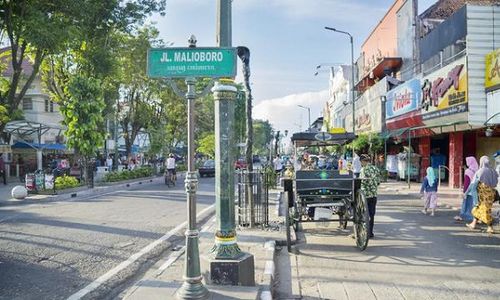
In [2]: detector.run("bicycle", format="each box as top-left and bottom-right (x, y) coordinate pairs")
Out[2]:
(164, 169), (176, 187)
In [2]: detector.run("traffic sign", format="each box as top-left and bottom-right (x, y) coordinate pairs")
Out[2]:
(147, 47), (237, 78)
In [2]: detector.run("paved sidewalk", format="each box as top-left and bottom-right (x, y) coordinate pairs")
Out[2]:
(275, 188), (500, 300)
(0, 176), (163, 205)
(379, 180), (463, 210)
(121, 191), (283, 300)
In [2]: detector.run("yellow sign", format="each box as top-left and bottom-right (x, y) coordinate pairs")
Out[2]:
(421, 57), (468, 121)
(485, 48), (500, 91)
(329, 127), (346, 134)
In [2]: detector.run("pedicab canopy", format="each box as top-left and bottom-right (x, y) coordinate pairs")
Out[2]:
(291, 131), (356, 147)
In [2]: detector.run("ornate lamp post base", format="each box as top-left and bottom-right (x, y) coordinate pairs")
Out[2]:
(205, 252), (255, 286)
(176, 280), (209, 300)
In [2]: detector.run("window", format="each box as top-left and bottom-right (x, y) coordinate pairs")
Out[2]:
(44, 99), (54, 112)
(22, 98), (33, 110)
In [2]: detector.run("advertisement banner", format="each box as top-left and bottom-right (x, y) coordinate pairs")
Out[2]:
(485, 48), (500, 92)
(386, 78), (421, 119)
(349, 77), (386, 133)
(421, 57), (468, 121)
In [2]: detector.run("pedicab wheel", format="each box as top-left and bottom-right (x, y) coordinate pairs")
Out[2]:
(353, 191), (369, 251)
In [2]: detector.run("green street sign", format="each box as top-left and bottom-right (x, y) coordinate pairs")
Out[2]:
(147, 47), (237, 78)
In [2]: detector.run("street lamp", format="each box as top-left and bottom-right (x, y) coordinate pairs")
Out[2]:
(314, 63), (343, 76)
(298, 105), (311, 131)
(325, 26), (356, 135)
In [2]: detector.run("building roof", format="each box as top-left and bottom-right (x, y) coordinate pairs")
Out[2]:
(420, 0), (497, 20)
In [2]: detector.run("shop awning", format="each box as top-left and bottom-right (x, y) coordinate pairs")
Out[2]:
(380, 128), (409, 139)
(11, 141), (66, 151)
(355, 57), (403, 93)
(381, 121), (475, 140)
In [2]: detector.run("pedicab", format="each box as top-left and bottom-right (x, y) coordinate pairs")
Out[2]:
(283, 130), (370, 251)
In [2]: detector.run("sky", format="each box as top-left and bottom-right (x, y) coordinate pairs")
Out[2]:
(151, 0), (437, 134)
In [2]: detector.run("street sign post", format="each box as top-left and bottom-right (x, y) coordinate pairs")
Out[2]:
(147, 47), (237, 78)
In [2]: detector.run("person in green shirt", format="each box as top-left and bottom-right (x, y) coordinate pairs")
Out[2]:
(360, 154), (380, 238)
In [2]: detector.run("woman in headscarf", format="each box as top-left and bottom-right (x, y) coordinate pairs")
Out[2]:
(466, 156), (498, 234)
(454, 156), (479, 222)
(420, 167), (439, 216)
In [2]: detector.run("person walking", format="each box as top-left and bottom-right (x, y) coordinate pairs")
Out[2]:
(454, 156), (479, 222)
(106, 155), (113, 171)
(466, 156), (498, 234)
(360, 154), (380, 239)
(0, 154), (6, 185)
(420, 167), (438, 216)
(352, 153), (362, 178)
(273, 155), (283, 174)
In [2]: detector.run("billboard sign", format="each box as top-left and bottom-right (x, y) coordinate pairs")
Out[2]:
(421, 57), (468, 121)
(386, 78), (421, 119)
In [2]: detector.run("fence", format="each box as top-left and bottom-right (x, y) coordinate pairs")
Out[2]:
(236, 169), (270, 227)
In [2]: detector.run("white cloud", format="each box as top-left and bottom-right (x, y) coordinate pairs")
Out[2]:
(253, 89), (329, 134)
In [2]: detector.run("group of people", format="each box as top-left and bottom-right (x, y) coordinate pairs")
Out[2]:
(420, 155), (498, 234)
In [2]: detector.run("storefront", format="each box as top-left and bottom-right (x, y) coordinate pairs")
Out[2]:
(384, 77), (424, 180)
(345, 77), (386, 134)
(383, 56), (480, 187)
(482, 48), (500, 161)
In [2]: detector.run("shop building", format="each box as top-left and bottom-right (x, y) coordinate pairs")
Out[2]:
(384, 3), (500, 188)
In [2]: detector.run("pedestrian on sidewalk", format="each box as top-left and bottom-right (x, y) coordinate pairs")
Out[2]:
(352, 153), (361, 178)
(0, 154), (6, 185)
(454, 156), (479, 222)
(274, 155), (283, 172)
(420, 167), (438, 216)
(466, 156), (498, 234)
(360, 154), (380, 238)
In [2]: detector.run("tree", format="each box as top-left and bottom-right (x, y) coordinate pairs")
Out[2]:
(252, 120), (273, 156)
(351, 133), (384, 160)
(60, 75), (105, 184)
(197, 133), (215, 159)
(0, 0), (74, 140)
(42, 2), (166, 162)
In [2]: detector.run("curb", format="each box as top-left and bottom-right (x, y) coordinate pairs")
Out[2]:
(259, 240), (276, 300)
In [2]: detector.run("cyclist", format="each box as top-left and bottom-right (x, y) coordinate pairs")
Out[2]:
(165, 153), (176, 186)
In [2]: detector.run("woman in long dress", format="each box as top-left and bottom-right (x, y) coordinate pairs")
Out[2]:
(466, 156), (498, 234)
(455, 156), (479, 222)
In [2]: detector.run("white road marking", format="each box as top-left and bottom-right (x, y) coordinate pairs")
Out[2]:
(67, 204), (215, 300)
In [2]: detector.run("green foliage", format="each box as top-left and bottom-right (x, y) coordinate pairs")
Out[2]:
(253, 120), (273, 156)
(0, 105), (10, 128)
(263, 165), (278, 189)
(351, 133), (384, 156)
(60, 75), (106, 158)
(104, 166), (153, 182)
(197, 133), (215, 158)
(55, 175), (80, 190)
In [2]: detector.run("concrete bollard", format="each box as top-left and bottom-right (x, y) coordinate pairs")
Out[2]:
(11, 185), (28, 199)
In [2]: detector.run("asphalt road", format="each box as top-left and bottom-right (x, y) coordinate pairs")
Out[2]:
(275, 192), (500, 299)
(0, 176), (216, 300)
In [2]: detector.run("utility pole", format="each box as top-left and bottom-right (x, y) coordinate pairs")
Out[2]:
(208, 0), (255, 286)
